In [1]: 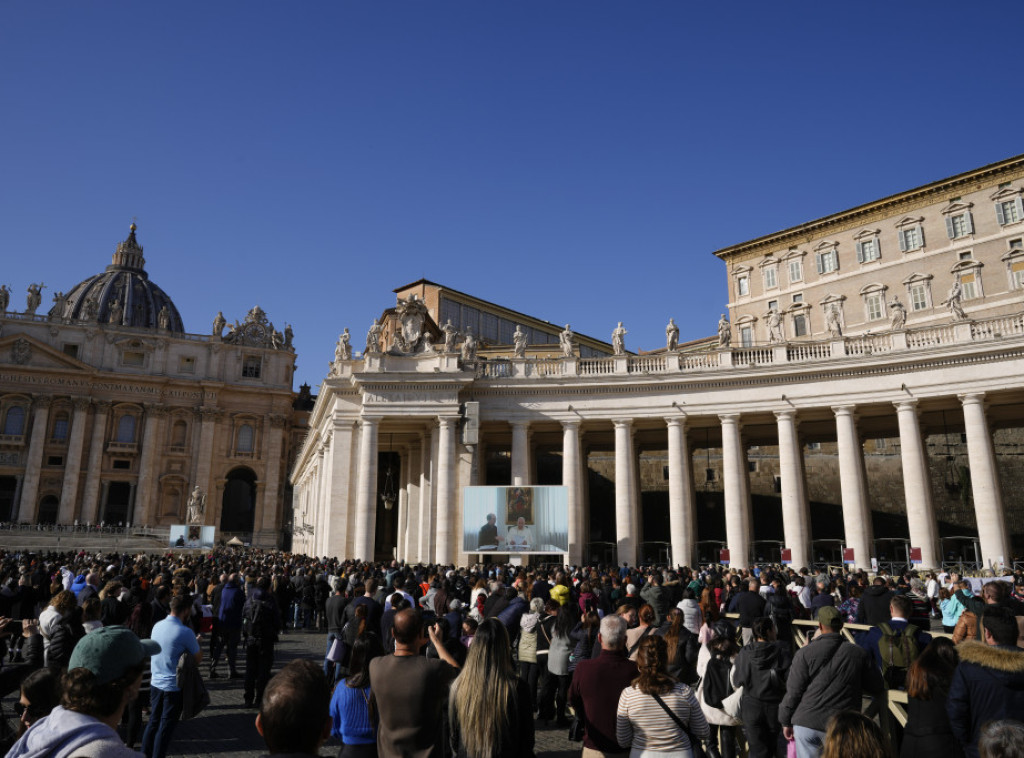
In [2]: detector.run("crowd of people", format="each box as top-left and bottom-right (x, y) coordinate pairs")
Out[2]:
(0, 546), (1022, 758)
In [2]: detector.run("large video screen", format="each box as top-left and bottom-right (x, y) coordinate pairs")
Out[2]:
(462, 486), (569, 555)
(169, 524), (216, 549)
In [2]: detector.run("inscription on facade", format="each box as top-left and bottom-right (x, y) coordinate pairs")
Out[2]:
(0, 452), (20, 466)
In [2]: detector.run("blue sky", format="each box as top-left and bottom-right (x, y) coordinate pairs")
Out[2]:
(3, 2), (1023, 390)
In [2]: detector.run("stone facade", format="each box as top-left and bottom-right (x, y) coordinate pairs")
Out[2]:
(0, 225), (304, 547)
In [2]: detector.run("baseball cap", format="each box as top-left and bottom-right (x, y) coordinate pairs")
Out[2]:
(816, 606), (842, 630)
(68, 626), (161, 685)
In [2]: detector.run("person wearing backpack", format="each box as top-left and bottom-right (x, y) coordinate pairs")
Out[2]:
(242, 575), (282, 708)
(856, 594), (932, 689)
(696, 620), (741, 758)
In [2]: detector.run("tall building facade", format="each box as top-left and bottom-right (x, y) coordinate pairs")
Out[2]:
(292, 156), (1024, 571)
(0, 225), (303, 547)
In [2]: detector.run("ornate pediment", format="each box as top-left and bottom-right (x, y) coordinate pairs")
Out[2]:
(894, 216), (925, 229)
(941, 200), (974, 215)
(989, 186), (1022, 201)
(223, 305), (288, 350)
(818, 292), (846, 305)
(0, 333), (93, 371)
(902, 272), (934, 285)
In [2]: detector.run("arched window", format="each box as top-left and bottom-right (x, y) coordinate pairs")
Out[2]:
(51, 412), (69, 442)
(236, 424), (254, 454)
(171, 420), (187, 447)
(116, 414), (136, 443)
(3, 407), (26, 436)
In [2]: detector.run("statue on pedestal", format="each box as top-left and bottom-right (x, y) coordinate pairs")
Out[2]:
(26, 283), (44, 315)
(284, 323), (294, 349)
(943, 277), (968, 322)
(513, 325), (527, 358)
(717, 314), (732, 347)
(186, 486), (206, 525)
(666, 318), (679, 351)
(612, 322), (627, 356)
(0, 285), (9, 314)
(766, 309), (784, 343)
(82, 296), (99, 321)
(157, 305), (171, 330)
(825, 303), (843, 338)
(890, 297), (907, 330)
(559, 324), (575, 358)
(107, 299), (123, 326)
(212, 311), (226, 338)
(336, 329), (352, 361)
(442, 319), (459, 353)
(460, 328), (477, 361)
(51, 292), (68, 322)
(366, 318), (382, 354)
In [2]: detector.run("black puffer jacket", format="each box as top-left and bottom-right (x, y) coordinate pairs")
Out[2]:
(855, 585), (893, 625)
(778, 633), (883, 732)
(732, 640), (792, 703)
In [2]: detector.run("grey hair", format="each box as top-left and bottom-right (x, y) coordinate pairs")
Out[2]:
(600, 614), (627, 649)
(530, 597), (544, 613)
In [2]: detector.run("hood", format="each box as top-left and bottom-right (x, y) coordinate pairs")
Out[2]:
(6, 707), (124, 758)
(957, 641), (1024, 674)
(743, 640), (783, 664)
(521, 611), (541, 632)
(863, 585), (891, 598)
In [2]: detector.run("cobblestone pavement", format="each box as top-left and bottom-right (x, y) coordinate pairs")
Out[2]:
(163, 628), (579, 758)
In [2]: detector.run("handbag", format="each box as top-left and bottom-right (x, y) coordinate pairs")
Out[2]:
(177, 652), (210, 721)
(651, 692), (706, 758)
(721, 685), (744, 721)
(567, 716), (584, 742)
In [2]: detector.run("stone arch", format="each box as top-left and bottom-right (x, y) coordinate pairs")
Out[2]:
(221, 466), (257, 534)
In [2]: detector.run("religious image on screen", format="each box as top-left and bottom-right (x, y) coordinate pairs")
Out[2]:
(169, 524), (216, 548)
(462, 486), (569, 555)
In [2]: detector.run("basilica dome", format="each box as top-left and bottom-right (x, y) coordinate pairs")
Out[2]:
(52, 223), (185, 333)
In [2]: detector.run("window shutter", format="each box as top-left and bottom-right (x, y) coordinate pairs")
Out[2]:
(996, 202), (1006, 226)
(946, 216), (955, 238)
(816, 253), (824, 274)
(899, 229), (908, 252)
(965, 211), (974, 235)
(1015, 197), (1024, 220)
(917, 225), (925, 248)
(875, 238), (881, 259)
(832, 251), (839, 272)
(856, 242), (865, 263)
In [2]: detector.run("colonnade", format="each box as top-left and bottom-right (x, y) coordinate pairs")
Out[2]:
(298, 390), (1011, 570)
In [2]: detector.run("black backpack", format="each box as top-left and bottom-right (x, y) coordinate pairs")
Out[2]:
(245, 599), (277, 643)
(703, 653), (734, 709)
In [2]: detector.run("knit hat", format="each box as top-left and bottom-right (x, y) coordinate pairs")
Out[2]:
(68, 626), (160, 685)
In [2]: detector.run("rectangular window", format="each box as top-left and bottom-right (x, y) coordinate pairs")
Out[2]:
(947, 212), (974, 239)
(960, 273), (977, 300)
(748, 460), (758, 473)
(789, 259), (803, 283)
(736, 276), (749, 296)
(768, 300), (779, 311)
(959, 251), (973, 261)
(806, 442), (821, 451)
(1010, 239), (1023, 249)
(874, 438), (887, 450)
(792, 293), (803, 304)
(1012, 261), (1024, 289)
(763, 267), (777, 289)
(816, 250), (839, 273)
(910, 284), (929, 311)
(112, 459), (131, 470)
(178, 356), (196, 374)
(857, 238), (880, 263)
(242, 356), (262, 378)
(122, 350), (145, 367)
(62, 344), (79, 359)
(740, 326), (753, 347)
(996, 198), (1023, 225)
(51, 417), (69, 442)
(46, 455), (63, 466)
(899, 226), (923, 251)
(866, 294), (884, 321)
(793, 314), (808, 337)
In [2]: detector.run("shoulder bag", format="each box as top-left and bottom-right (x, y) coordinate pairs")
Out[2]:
(651, 691), (706, 758)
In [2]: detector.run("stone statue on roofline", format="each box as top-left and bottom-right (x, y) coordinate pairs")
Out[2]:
(26, 283), (44, 315)
(717, 314), (731, 347)
(825, 303), (843, 338)
(612, 322), (627, 356)
(460, 328), (477, 361)
(212, 311), (226, 338)
(442, 319), (459, 353)
(666, 318), (679, 351)
(943, 277), (968, 322)
(0, 285), (10, 314)
(513, 325), (527, 358)
(559, 324), (575, 358)
(766, 309), (784, 343)
(366, 318), (382, 354)
(889, 297), (907, 331)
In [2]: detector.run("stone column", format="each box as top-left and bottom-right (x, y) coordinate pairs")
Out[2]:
(326, 419), (357, 560)
(57, 397), (92, 524)
(80, 402), (110, 524)
(775, 410), (811, 568)
(133, 404), (166, 527)
(435, 416), (458, 565)
(403, 441), (422, 561)
(613, 418), (637, 567)
(99, 481), (110, 524)
(255, 413), (286, 547)
(719, 414), (750, 568)
(17, 396), (52, 522)
(511, 421), (530, 485)
(418, 431), (434, 563)
(666, 416), (696, 568)
(833, 406), (873, 569)
(562, 420), (583, 564)
(353, 417), (380, 562)
(895, 400), (939, 569)
(192, 407), (220, 505)
(960, 394), (1010, 567)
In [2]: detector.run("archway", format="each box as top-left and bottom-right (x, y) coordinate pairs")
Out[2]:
(221, 467), (256, 535)
(38, 495), (59, 525)
(0, 477), (17, 522)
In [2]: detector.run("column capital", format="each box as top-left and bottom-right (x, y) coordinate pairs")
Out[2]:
(32, 395), (53, 410)
(197, 406), (223, 421)
(332, 417), (357, 432)
(561, 419), (581, 431)
(92, 400), (112, 412)
(893, 399), (919, 413)
(958, 392), (987, 408)
(359, 415), (383, 426)
(718, 413), (741, 425)
(437, 415), (460, 429)
(267, 413), (288, 428)
(773, 409), (798, 422)
(144, 402), (169, 416)
(831, 405), (857, 418)
(510, 419), (530, 430)
(612, 418), (633, 430)
(665, 415), (687, 429)
(71, 396), (92, 412)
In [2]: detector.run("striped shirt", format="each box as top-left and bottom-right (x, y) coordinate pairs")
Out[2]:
(616, 683), (710, 752)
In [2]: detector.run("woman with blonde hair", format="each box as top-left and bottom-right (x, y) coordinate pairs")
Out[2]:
(821, 711), (893, 758)
(616, 635), (709, 758)
(448, 618), (534, 758)
(38, 590), (78, 667)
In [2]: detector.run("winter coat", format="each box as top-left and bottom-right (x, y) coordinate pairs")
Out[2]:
(855, 585), (894, 625)
(695, 646), (740, 726)
(5, 706), (141, 758)
(518, 612), (540, 664)
(496, 596), (527, 637)
(677, 598), (703, 635)
(778, 632), (883, 733)
(731, 640), (791, 703)
(901, 689), (963, 758)
(947, 641), (1024, 758)
(640, 583), (670, 626)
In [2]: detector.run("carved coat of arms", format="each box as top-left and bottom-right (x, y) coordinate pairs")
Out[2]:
(11, 338), (31, 365)
(390, 295), (431, 355)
